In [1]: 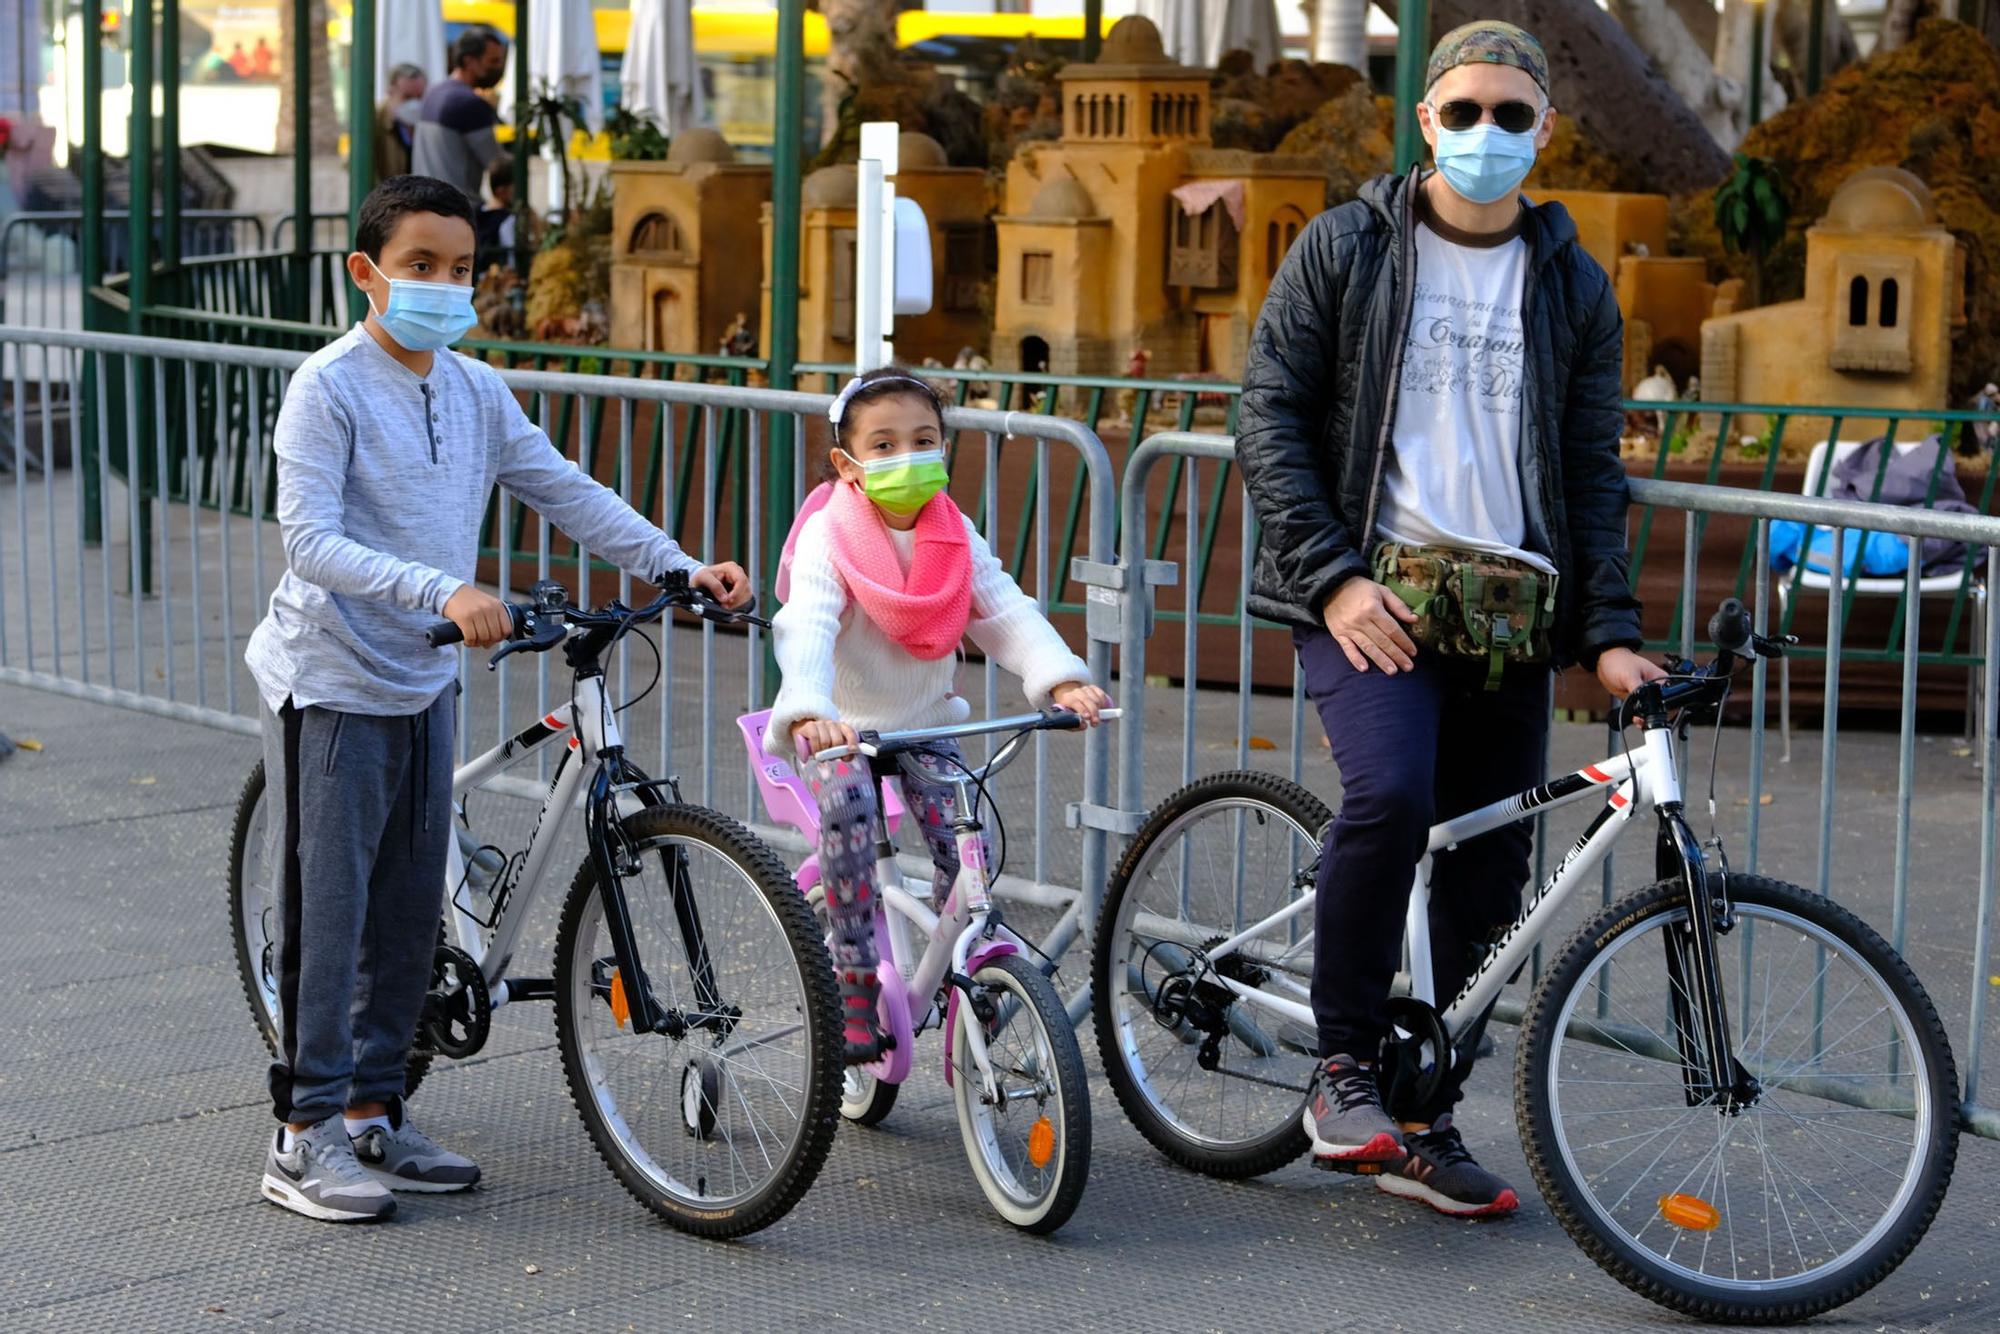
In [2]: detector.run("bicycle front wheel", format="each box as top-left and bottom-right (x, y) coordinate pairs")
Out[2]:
(553, 803), (843, 1238)
(1519, 874), (1958, 1322)
(1092, 771), (1327, 1178)
(950, 953), (1091, 1233)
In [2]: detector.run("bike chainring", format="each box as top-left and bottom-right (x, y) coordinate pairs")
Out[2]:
(1378, 996), (1450, 1121)
(417, 944), (492, 1060)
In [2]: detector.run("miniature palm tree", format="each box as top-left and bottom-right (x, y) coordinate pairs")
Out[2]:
(1713, 152), (1789, 309)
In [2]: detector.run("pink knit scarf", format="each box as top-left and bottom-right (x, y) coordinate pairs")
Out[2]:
(777, 481), (972, 661)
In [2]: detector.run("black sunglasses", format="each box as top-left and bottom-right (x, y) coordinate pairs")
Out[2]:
(1432, 99), (1542, 134)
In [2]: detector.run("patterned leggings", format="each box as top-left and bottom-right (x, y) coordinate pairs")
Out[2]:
(806, 740), (993, 1060)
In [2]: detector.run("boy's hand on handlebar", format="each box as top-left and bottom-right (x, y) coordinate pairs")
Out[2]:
(442, 584), (513, 648)
(1596, 646), (1668, 699)
(1052, 682), (1112, 726)
(691, 562), (750, 609)
(791, 717), (859, 756)
(1323, 579), (1418, 675)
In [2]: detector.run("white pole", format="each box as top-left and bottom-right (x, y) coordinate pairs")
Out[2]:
(855, 156), (884, 373)
(1314, 0), (1367, 72)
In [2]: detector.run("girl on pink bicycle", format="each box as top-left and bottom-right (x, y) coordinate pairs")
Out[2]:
(768, 367), (1110, 1064)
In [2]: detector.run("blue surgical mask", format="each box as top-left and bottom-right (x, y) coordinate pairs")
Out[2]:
(1431, 119), (1541, 205)
(364, 256), (478, 351)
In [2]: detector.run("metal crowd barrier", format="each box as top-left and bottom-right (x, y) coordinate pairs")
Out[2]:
(0, 327), (1119, 1013)
(1113, 430), (2000, 1140)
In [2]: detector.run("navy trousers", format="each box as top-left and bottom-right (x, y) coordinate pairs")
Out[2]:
(1294, 626), (1550, 1119)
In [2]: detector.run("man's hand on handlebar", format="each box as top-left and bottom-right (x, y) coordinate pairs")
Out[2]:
(442, 584), (515, 649)
(1052, 681), (1112, 726)
(1595, 645), (1669, 699)
(791, 716), (858, 757)
(691, 561), (750, 610)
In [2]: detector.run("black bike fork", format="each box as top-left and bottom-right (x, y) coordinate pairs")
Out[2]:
(1655, 807), (1749, 1108)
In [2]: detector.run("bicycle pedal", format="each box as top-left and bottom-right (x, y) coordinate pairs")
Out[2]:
(1312, 1156), (1388, 1176)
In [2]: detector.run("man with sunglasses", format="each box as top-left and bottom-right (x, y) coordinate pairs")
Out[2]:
(1237, 21), (1661, 1219)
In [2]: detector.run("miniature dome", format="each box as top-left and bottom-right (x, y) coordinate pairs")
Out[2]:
(666, 127), (736, 166)
(1100, 16), (1173, 66)
(897, 132), (949, 169)
(802, 163), (858, 209)
(1027, 174), (1097, 219)
(1826, 167), (1936, 231)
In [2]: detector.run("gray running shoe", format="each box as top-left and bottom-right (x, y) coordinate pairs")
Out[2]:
(1301, 1053), (1407, 1169)
(1375, 1114), (1519, 1217)
(261, 1121), (396, 1222)
(351, 1111), (481, 1193)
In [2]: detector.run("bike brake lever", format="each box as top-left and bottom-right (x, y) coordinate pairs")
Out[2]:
(486, 618), (566, 670)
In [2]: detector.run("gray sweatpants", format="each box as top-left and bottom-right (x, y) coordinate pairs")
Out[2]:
(261, 690), (455, 1125)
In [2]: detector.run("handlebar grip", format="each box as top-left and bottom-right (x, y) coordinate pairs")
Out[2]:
(1707, 598), (1752, 654)
(425, 620), (465, 648)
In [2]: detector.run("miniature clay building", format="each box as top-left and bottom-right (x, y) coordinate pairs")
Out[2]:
(609, 129), (772, 356)
(757, 132), (990, 367)
(1699, 167), (1964, 430)
(990, 16), (1324, 379)
(1534, 189), (1724, 395)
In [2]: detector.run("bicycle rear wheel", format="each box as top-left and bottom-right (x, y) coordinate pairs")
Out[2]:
(1092, 771), (1326, 1178)
(1519, 874), (1958, 1322)
(553, 803), (842, 1238)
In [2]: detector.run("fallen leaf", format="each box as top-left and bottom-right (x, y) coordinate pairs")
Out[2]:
(131, 775), (157, 786)
(14, 738), (41, 752)
(1248, 736), (1275, 751)
(524, 1263), (541, 1275)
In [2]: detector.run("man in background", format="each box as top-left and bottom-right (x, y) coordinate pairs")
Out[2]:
(413, 26), (510, 202)
(374, 63), (428, 185)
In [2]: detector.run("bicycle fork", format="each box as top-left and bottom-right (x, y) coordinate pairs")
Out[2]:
(1655, 808), (1757, 1111)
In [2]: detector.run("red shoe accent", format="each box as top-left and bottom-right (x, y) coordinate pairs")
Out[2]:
(1311, 1130), (1407, 1165)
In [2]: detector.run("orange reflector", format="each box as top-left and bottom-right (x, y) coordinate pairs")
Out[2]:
(1659, 1193), (1721, 1231)
(608, 968), (630, 1029)
(1026, 1115), (1056, 1169)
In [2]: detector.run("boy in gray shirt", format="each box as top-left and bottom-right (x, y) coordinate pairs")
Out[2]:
(248, 175), (747, 1222)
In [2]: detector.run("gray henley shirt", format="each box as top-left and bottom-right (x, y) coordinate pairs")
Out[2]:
(246, 324), (701, 716)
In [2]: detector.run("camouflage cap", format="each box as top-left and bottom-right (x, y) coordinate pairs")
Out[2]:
(1425, 21), (1549, 96)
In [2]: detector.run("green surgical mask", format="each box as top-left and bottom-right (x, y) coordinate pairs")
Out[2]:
(841, 448), (949, 516)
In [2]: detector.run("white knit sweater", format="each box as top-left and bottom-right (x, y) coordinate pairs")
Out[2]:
(765, 508), (1092, 756)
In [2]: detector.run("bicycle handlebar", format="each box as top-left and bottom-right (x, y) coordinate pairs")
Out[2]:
(809, 707), (1123, 766)
(423, 572), (765, 654)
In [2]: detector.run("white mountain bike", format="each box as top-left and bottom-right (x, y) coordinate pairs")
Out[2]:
(1091, 600), (1958, 1322)
(227, 574), (844, 1237)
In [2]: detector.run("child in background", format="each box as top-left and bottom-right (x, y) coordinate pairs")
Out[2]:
(768, 367), (1110, 1063)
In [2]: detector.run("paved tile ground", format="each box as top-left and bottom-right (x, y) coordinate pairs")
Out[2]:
(3, 682), (1998, 1332)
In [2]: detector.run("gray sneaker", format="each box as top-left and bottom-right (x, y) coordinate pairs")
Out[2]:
(1301, 1053), (1408, 1169)
(351, 1111), (481, 1193)
(261, 1121), (397, 1222)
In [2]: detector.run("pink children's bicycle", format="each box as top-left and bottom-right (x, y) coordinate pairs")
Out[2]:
(737, 707), (1115, 1233)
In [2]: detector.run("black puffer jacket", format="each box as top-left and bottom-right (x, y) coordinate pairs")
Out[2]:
(1237, 171), (1643, 669)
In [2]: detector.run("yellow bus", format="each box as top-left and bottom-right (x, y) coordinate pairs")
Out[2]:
(441, 3), (1115, 155)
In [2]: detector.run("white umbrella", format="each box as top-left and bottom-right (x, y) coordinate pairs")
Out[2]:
(622, 0), (702, 134)
(530, 0), (605, 134)
(1136, 0), (1207, 67)
(1206, 0), (1282, 71)
(374, 0), (448, 94)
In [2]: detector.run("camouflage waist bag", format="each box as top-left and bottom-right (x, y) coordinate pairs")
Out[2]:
(1371, 542), (1556, 690)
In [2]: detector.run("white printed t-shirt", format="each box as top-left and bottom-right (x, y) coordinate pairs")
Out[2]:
(1374, 197), (1556, 575)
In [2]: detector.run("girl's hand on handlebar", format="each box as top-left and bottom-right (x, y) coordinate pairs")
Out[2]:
(791, 717), (859, 756)
(692, 562), (750, 609)
(1596, 646), (1669, 699)
(1052, 682), (1112, 726)
(442, 584), (513, 648)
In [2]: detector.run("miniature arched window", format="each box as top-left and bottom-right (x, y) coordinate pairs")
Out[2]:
(1266, 222), (1280, 279)
(1879, 277), (1900, 328)
(1284, 221), (1300, 249)
(1848, 275), (1869, 326)
(631, 211), (687, 256)
(1151, 94), (1162, 136)
(1088, 96), (1100, 137)
(1116, 96), (1127, 137)
(1072, 95), (1083, 136)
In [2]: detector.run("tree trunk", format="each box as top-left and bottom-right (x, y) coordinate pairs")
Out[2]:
(822, 0), (902, 147)
(1378, 0), (1733, 192)
(1880, 0), (1936, 50)
(1668, 0), (1719, 52)
(1715, 0), (1788, 127)
(1609, 0), (1746, 147)
(276, 0), (339, 156)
